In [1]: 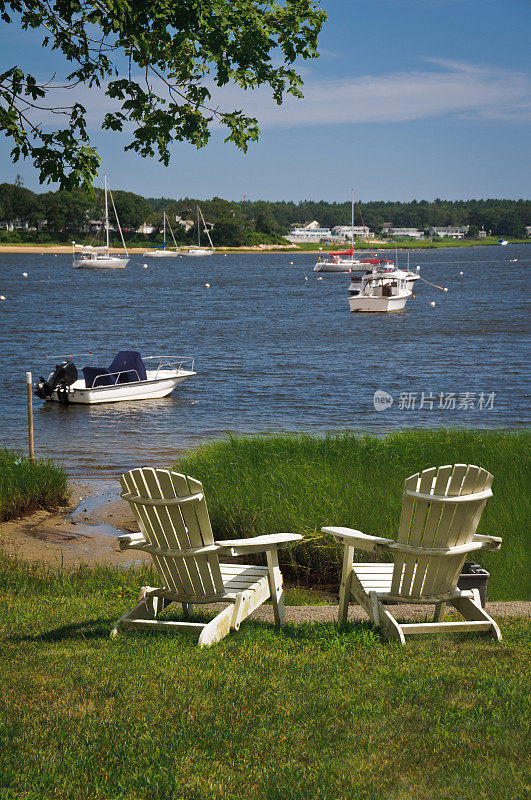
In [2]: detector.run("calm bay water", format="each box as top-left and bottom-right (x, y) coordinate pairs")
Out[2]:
(0, 246), (529, 476)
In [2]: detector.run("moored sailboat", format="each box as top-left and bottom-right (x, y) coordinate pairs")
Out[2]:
(72, 176), (129, 269)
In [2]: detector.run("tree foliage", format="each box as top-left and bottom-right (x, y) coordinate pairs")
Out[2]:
(0, 0), (325, 190)
(1, 181), (529, 243)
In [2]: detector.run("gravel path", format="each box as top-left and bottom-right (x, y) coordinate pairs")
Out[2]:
(248, 601), (530, 624)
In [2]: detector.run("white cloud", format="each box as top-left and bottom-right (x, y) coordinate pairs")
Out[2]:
(208, 59), (531, 128)
(31, 59), (531, 131)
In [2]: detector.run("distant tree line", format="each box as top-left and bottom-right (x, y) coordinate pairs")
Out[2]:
(0, 179), (529, 243)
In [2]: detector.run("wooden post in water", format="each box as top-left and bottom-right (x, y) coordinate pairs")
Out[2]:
(26, 372), (35, 460)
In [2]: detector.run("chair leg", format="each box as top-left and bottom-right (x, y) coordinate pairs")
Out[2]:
(111, 589), (158, 638)
(182, 603), (195, 619)
(338, 545), (354, 625)
(266, 548), (286, 628)
(378, 604), (406, 645)
(198, 605), (234, 648)
(450, 594), (502, 642)
(434, 601), (446, 622)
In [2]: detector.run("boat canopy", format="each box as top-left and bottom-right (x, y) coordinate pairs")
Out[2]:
(359, 258), (394, 265)
(82, 351), (147, 388)
(327, 247), (354, 256)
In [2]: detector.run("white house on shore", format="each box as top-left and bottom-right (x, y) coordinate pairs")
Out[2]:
(286, 220), (332, 243)
(332, 225), (374, 239)
(429, 225), (469, 239)
(384, 226), (423, 239)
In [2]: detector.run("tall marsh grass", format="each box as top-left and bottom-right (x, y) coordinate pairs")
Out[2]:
(174, 429), (530, 600)
(0, 449), (69, 522)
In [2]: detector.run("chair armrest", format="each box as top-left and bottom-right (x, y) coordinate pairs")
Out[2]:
(322, 526), (395, 553)
(473, 533), (502, 551)
(117, 532), (146, 551)
(215, 532), (302, 556)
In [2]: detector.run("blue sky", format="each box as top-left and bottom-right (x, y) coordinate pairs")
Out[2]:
(1, 0), (530, 201)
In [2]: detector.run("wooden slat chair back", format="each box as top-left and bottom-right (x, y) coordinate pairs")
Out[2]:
(391, 464), (494, 601)
(322, 464), (503, 645)
(112, 467), (301, 647)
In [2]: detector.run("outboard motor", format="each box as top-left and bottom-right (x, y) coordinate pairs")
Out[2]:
(35, 361), (78, 403)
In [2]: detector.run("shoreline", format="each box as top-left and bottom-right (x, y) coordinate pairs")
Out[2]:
(0, 241), (528, 254)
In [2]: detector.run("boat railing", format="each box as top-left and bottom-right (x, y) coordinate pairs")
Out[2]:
(143, 355), (195, 376)
(92, 369), (141, 387)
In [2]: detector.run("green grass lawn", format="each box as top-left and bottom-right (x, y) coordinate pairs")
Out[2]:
(0, 449), (69, 522)
(174, 429), (530, 600)
(0, 556), (529, 800)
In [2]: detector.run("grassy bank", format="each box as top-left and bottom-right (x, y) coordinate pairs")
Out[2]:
(174, 430), (530, 600)
(0, 449), (69, 522)
(294, 238), (530, 251)
(0, 553), (529, 800)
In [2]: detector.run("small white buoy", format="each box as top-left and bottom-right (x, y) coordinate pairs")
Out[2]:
(290, 261), (294, 265)
(205, 283), (210, 288)
(443, 287), (448, 292)
(54, 254), (57, 257)
(317, 276), (323, 281)
(0, 295), (5, 301)
(430, 301), (436, 307)
(459, 271), (464, 276)
(416, 265), (421, 271)
(304, 277), (308, 281)
(143, 263), (148, 268)
(22, 272), (28, 277)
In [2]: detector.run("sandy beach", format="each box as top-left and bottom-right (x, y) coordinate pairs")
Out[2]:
(0, 244), (298, 254)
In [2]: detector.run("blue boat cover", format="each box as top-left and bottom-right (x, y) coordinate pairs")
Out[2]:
(107, 351), (147, 383)
(82, 367), (117, 389)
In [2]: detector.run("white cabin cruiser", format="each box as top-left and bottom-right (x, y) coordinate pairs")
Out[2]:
(347, 259), (419, 294)
(348, 269), (412, 312)
(35, 351), (195, 404)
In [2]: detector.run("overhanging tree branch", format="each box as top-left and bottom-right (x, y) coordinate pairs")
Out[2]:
(1, 0), (326, 188)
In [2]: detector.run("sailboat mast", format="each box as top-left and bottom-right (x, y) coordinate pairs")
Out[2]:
(163, 211), (166, 248)
(104, 174), (110, 255)
(351, 188), (354, 250)
(197, 206), (200, 247)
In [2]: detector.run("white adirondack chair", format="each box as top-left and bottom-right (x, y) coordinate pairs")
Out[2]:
(322, 464), (503, 644)
(111, 467), (301, 647)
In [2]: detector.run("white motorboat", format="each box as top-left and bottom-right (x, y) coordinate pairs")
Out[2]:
(314, 247), (369, 272)
(348, 259), (419, 294)
(314, 189), (369, 272)
(35, 351), (195, 405)
(143, 211), (181, 257)
(348, 269), (412, 312)
(181, 206), (214, 256)
(73, 176), (129, 269)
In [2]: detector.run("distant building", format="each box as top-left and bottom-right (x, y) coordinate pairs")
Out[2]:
(137, 222), (155, 234)
(332, 225), (374, 239)
(429, 226), (469, 239)
(478, 229), (487, 239)
(175, 215), (194, 231)
(286, 221), (332, 243)
(385, 227), (423, 239)
(525, 226), (531, 237)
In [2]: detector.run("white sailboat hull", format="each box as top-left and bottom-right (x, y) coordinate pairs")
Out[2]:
(181, 248), (213, 257)
(143, 250), (180, 258)
(45, 369), (195, 404)
(73, 256), (129, 269)
(349, 293), (410, 312)
(314, 259), (366, 273)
